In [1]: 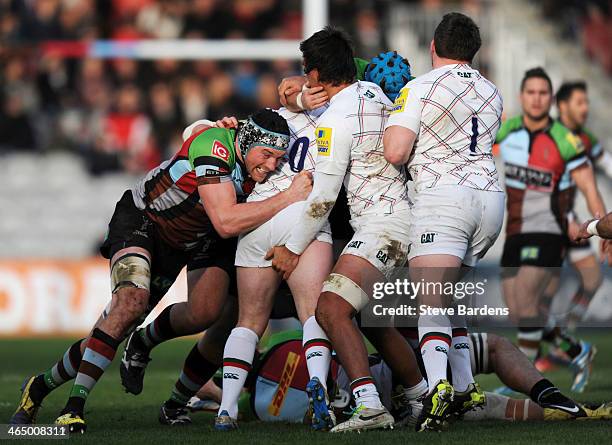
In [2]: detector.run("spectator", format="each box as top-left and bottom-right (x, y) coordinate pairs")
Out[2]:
(149, 82), (183, 158)
(0, 92), (36, 151)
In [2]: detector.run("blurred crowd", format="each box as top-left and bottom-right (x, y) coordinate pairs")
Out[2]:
(0, 0), (388, 175)
(537, 0), (612, 74)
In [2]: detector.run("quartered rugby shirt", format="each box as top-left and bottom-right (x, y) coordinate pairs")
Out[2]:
(495, 116), (588, 237)
(132, 127), (253, 250)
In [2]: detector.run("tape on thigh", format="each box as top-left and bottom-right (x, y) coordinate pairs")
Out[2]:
(110, 253), (151, 293)
(321, 273), (370, 312)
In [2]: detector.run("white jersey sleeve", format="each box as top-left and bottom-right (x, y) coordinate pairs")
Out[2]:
(313, 112), (352, 176)
(386, 81), (424, 134)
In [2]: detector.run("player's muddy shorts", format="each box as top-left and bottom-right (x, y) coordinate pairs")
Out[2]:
(408, 186), (505, 267)
(500, 233), (568, 278)
(100, 190), (237, 309)
(235, 201), (332, 267)
(341, 211), (411, 278)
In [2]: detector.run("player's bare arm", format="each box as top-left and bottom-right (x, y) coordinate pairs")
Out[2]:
(383, 125), (418, 165)
(571, 163), (606, 218)
(268, 171), (344, 278)
(198, 170), (312, 238)
(576, 212), (612, 240)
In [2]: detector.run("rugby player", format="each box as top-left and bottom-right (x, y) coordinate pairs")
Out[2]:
(383, 12), (504, 431)
(267, 27), (426, 433)
(213, 54), (406, 432)
(496, 69), (605, 390)
(535, 81), (609, 390)
(149, 51), (421, 432)
(9, 109), (312, 433)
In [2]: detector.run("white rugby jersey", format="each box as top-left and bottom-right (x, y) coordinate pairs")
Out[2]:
(248, 107), (326, 203)
(386, 64), (503, 192)
(314, 81), (411, 219)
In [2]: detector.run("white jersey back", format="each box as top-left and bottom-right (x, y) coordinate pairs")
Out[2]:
(386, 64), (503, 192)
(314, 81), (411, 220)
(248, 107), (325, 203)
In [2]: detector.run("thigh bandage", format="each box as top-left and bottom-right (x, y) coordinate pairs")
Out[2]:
(110, 253), (151, 293)
(321, 273), (370, 312)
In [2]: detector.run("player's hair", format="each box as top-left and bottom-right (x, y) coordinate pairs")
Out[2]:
(520, 67), (553, 93)
(556, 81), (587, 105)
(433, 12), (481, 63)
(300, 26), (356, 86)
(249, 108), (290, 136)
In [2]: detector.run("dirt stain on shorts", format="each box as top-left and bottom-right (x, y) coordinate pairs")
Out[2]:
(382, 234), (408, 267)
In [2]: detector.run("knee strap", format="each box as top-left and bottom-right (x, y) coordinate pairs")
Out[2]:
(321, 273), (370, 312)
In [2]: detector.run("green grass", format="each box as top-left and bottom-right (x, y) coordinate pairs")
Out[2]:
(1, 330), (611, 444)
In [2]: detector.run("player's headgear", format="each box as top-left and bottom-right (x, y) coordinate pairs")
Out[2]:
(365, 51), (412, 101)
(237, 108), (290, 159)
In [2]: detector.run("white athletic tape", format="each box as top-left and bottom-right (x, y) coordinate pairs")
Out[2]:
(111, 255), (151, 293)
(321, 273), (370, 312)
(296, 92), (305, 110)
(587, 220), (600, 237)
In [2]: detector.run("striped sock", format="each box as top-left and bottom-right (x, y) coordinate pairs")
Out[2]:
(139, 304), (177, 349)
(218, 327), (258, 419)
(448, 327), (474, 392)
(350, 376), (383, 409)
(517, 325), (543, 362)
(31, 339), (84, 401)
(418, 314), (452, 392)
(167, 344), (220, 408)
(64, 328), (120, 415)
(302, 316), (332, 390)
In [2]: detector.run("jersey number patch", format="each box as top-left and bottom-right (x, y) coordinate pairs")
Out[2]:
(212, 140), (230, 162)
(469, 117), (478, 155)
(288, 137), (310, 173)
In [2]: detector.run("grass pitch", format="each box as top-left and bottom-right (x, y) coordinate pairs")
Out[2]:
(1, 330), (611, 445)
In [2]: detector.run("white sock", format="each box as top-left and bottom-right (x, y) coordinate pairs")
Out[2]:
(448, 326), (475, 392)
(418, 314), (452, 392)
(351, 377), (384, 409)
(403, 377), (428, 400)
(302, 316), (332, 390)
(218, 327), (258, 419)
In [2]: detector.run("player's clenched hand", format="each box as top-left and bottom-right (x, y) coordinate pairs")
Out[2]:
(215, 116), (239, 129)
(574, 218), (596, 242)
(278, 76), (306, 106)
(301, 86), (329, 110)
(265, 246), (300, 280)
(285, 170), (313, 202)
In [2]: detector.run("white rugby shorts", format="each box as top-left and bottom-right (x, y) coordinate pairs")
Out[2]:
(340, 211), (411, 278)
(408, 186), (505, 267)
(235, 201), (332, 267)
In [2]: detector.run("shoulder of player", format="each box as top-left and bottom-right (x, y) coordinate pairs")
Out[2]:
(189, 127), (236, 166)
(549, 120), (586, 159)
(495, 115), (523, 143)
